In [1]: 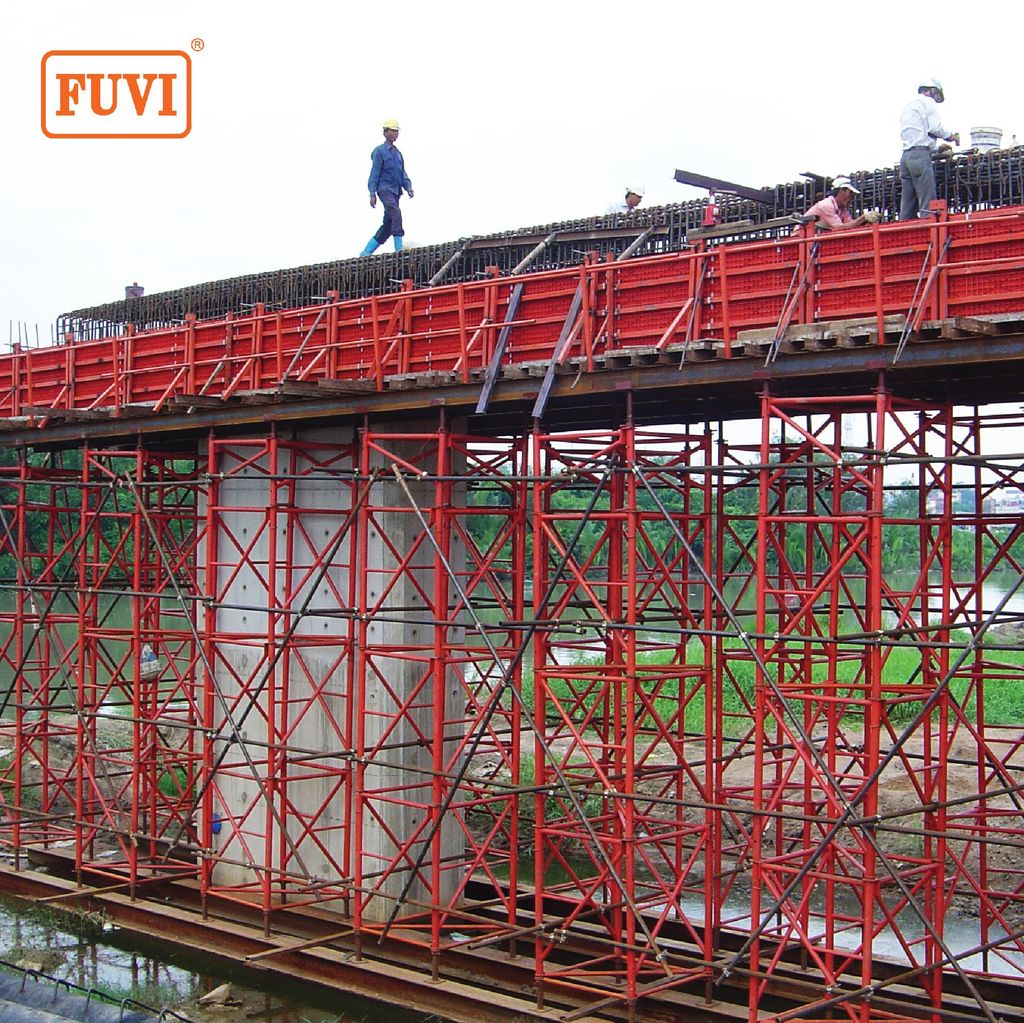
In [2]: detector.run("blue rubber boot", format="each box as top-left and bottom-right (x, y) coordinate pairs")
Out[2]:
(360, 237), (380, 256)
(393, 236), (404, 252)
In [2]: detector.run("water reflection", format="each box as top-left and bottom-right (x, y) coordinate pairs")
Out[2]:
(0, 892), (427, 1023)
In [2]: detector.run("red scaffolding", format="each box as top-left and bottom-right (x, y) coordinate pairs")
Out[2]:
(1, 395), (1022, 1021)
(2, 211), (1024, 1020)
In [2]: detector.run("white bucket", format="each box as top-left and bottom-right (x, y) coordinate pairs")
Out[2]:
(970, 126), (1003, 152)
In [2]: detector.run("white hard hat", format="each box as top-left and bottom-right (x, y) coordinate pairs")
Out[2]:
(919, 78), (944, 102)
(625, 185), (645, 198)
(832, 175), (860, 195)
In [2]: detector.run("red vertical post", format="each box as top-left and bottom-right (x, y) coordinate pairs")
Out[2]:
(264, 429), (280, 924)
(10, 455), (27, 856)
(401, 281), (414, 374)
(935, 202), (950, 321)
(747, 388), (772, 1018)
(455, 284), (469, 383)
(64, 338), (74, 410)
(200, 431), (219, 916)
(184, 313), (197, 393)
(252, 304), (266, 390)
(129, 444), (143, 895)
(123, 325), (137, 407)
(352, 422), (371, 938)
(325, 290), (340, 379)
(620, 418), (638, 1001)
(580, 258), (595, 371)
(73, 445), (90, 878)
(530, 421), (547, 1009)
(872, 221), (886, 342)
(429, 416), (450, 961)
(718, 244), (732, 354)
(370, 296), (384, 391)
(801, 226), (818, 328)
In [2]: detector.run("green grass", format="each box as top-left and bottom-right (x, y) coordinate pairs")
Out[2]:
(513, 633), (1024, 733)
(156, 765), (193, 801)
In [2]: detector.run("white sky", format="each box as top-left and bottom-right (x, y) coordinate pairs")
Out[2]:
(3, 0), (1023, 343)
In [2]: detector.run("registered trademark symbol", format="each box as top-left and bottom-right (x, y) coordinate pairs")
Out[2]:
(191, 37), (204, 51)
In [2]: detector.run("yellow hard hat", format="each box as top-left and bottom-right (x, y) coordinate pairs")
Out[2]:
(382, 118), (400, 130)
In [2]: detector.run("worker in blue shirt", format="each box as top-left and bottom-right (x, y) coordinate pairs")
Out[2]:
(360, 119), (414, 255)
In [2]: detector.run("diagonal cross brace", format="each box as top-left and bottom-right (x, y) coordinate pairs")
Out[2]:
(766, 240), (820, 365)
(894, 234), (953, 363)
(475, 282), (525, 414)
(531, 282), (584, 419)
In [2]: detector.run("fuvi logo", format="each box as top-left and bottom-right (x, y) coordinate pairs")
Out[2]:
(41, 50), (192, 138)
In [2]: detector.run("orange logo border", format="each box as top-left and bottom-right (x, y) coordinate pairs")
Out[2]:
(41, 49), (192, 139)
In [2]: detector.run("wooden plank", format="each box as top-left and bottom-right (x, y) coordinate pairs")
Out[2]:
(172, 394), (224, 408)
(315, 378), (377, 394)
(277, 381), (323, 397)
(21, 406), (66, 418)
(236, 390), (282, 405)
(953, 316), (1012, 336)
(683, 343), (720, 362)
(738, 314), (905, 344)
(804, 333), (839, 352)
(61, 408), (115, 421)
(628, 350), (665, 367)
(835, 332), (872, 349)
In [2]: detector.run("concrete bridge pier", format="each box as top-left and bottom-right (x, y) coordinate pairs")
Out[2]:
(201, 424), (465, 924)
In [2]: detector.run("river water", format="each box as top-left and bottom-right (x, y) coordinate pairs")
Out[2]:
(0, 890), (427, 1023)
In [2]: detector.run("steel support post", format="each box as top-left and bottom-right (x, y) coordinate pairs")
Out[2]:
(529, 420), (714, 1009)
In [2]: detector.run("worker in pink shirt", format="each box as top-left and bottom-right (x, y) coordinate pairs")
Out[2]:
(801, 176), (881, 231)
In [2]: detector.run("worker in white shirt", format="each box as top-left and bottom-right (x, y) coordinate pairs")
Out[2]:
(899, 78), (959, 220)
(605, 186), (645, 215)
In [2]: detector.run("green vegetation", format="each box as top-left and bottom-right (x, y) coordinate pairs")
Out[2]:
(464, 467), (1024, 577)
(523, 637), (1024, 731)
(156, 765), (194, 801)
(0, 447), (198, 584)
(86, 976), (192, 1011)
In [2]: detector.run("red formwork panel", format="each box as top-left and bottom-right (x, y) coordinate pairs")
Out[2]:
(704, 235), (811, 338)
(506, 277), (581, 364)
(609, 254), (697, 349)
(947, 210), (1024, 316)
(6, 207), (1024, 418)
